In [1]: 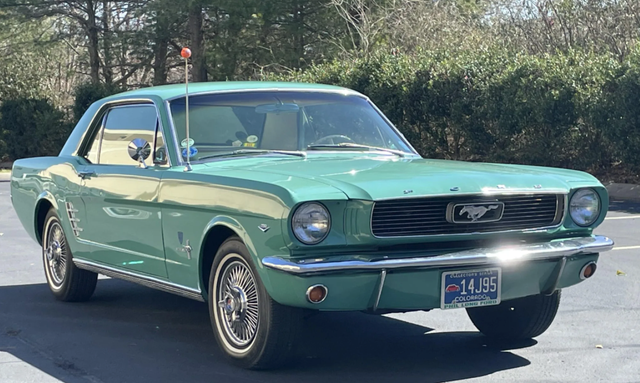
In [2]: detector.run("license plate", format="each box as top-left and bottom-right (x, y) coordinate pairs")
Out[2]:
(441, 268), (501, 309)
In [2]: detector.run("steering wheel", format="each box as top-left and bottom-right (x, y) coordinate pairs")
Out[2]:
(311, 134), (355, 145)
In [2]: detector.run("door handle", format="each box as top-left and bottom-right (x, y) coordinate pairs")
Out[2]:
(77, 170), (96, 179)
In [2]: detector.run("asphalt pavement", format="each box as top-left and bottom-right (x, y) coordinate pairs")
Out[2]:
(0, 181), (638, 383)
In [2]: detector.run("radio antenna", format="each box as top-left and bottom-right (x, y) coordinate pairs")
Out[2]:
(181, 47), (192, 172)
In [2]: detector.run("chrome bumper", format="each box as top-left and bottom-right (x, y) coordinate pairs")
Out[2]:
(262, 235), (614, 275)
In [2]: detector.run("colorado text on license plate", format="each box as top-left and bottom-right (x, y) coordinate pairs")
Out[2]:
(441, 268), (501, 309)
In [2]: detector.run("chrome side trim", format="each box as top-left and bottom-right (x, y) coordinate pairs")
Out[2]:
(262, 235), (614, 275)
(73, 258), (204, 302)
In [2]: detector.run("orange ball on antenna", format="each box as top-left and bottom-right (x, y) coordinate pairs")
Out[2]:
(181, 47), (192, 58)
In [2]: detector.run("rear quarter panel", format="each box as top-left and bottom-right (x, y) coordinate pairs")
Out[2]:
(11, 157), (83, 245)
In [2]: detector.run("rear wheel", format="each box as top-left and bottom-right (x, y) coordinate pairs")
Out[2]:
(209, 238), (302, 369)
(466, 291), (561, 340)
(42, 209), (97, 301)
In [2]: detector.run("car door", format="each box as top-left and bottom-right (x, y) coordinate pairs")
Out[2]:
(77, 103), (169, 277)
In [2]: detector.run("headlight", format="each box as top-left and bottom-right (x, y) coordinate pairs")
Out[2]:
(569, 188), (601, 226)
(292, 202), (330, 244)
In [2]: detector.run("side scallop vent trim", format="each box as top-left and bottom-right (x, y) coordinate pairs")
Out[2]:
(65, 202), (83, 237)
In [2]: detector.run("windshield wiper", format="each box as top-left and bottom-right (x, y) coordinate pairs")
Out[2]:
(306, 143), (408, 157)
(198, 149), (306, 161)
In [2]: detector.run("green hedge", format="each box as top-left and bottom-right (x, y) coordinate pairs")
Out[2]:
(270, 48), (640, 179)
(0, 98), (72, 160)
(0, 83), (124, 162)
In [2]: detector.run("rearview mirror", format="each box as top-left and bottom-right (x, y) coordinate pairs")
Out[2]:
(128, 138), (151, 168)
(255, 103), (299, 114)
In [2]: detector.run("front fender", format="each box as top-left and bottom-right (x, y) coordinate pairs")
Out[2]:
(201, 216), (257, 259)
(198, 214), (289, 300)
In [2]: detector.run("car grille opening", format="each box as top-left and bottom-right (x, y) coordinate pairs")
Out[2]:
(371, 194), (564, 237)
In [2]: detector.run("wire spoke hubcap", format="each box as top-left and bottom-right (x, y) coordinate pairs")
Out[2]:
(45, 221), (67, 286)
(217, 259), (259, 348)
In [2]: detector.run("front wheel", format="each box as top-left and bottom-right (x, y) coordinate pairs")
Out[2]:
(209, 238), (302, 369)
(42, 209), (97, 301)
(466, 291), (561, 340)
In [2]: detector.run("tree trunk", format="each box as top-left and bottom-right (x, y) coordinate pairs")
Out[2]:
(188, 1), (207, 82)
(152, 30), (168, 85)
(86, 0), (101, 83)
(102, 0), (113, 84)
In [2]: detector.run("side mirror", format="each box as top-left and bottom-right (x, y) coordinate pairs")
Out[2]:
(128, 138), (151, 168)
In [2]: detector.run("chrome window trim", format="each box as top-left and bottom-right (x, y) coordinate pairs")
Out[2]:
(94, 113), (107, 164)
(74, 98), (173, 167)
(366, 98), (419, 156)
(163, 87), (363, 102)
(164, 88), (421, 166)
(74, 98), (155, 157)
(164, 99), (186, 166)
(369, 192), (569, 239)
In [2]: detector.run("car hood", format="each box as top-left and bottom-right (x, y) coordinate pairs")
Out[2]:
(203, 154), (602, 201)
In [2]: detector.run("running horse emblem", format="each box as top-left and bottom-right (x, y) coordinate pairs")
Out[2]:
(459, 205), (500, 222)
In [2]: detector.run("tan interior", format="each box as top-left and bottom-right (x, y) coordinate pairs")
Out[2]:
(260, 113), (298, 150)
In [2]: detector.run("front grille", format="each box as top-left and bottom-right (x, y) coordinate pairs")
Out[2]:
(371, 194), (564, 237)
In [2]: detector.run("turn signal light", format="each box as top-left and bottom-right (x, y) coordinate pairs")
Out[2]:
(306, 285), (328, 304)
(580, 262), (597, 280)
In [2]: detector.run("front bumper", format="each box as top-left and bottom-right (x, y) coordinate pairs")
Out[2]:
(262, 235), (614, 275)
(260, 236), (613, 311)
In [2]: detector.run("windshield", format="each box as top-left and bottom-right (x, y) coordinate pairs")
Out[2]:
(168, 91), (414, 161)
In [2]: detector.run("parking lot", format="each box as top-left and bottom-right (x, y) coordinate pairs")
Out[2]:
(0, 181), (638, 383)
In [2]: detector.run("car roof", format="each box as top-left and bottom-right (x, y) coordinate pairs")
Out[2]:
(105, 81), (362, 101)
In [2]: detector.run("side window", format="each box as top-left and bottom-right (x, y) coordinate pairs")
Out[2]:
(97, 105), (158, 166)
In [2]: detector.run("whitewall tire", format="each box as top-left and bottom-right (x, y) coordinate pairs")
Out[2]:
(208, 237), (302, 369)
(42, 209), (97, 301)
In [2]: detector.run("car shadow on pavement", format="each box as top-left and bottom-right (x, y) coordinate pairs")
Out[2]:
(0, 279), (533, 383)
(609, 200), (640, 214)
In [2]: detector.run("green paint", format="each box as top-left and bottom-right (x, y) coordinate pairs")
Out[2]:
(10, 82), (610, 311)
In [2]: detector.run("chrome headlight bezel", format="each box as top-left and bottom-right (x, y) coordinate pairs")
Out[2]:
(569, 188), (601, 227)
(291, 202), (331, 245)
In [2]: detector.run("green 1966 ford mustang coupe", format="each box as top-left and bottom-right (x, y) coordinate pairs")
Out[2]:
(10, 81), (613, 369)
